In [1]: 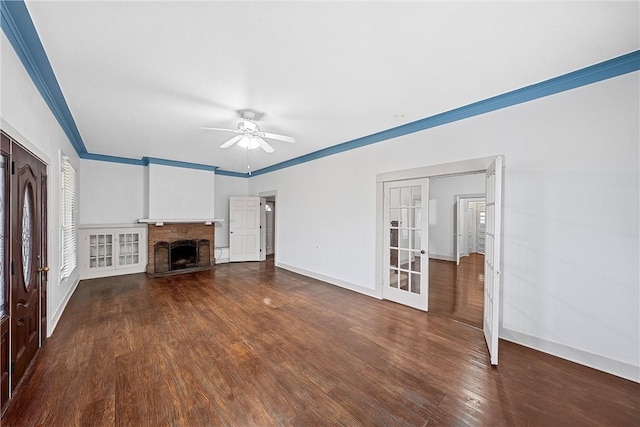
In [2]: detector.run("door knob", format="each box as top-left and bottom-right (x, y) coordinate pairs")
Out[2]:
(38, 266), (50, 272)
(420, 250), (425, 255)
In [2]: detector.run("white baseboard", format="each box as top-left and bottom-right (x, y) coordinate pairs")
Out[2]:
(429, 254), (454, 262)
(275, 262), (382, 300)
(500, 328), (639, 383)
(80, 265), (146, 280)
(48, 276), (80, 337)
(215, 247), (230, 264)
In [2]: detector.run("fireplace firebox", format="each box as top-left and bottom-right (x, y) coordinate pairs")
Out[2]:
(154, 239), (210, 274)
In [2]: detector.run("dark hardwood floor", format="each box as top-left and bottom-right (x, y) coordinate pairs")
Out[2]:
(429, 254), (484, 329)
(2, 260), (639, 426)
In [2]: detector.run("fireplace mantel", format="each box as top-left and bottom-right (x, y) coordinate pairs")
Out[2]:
(138, 218), (224, 226)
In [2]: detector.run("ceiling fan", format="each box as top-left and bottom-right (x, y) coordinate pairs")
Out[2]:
(201, 110), (294, 153)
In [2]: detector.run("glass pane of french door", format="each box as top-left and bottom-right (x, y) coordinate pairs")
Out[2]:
(383, 178), (429, 311)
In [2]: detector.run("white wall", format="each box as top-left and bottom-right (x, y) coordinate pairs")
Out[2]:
(1, 32), (81, 336)
(79, 162), (247, 249)
(79, 160), (145, 224)
(249, 72), (640, 381)
(428, 174), (485, 260)
(214, 174), (249, 248)
(147, 163), (215, 219)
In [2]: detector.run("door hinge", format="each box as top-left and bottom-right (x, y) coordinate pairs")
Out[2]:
(11, 260), (15, 275)
(11, 161), (15, 175)
(11, 361), (15, 375)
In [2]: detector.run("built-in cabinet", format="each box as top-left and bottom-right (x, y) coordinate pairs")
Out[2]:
(79, 225), (147, 279)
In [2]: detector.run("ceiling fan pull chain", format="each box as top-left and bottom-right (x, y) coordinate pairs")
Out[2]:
(246, 146), (252, 176)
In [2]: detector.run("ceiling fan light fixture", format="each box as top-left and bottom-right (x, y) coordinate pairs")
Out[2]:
(240, 120), (258, 132)
(202, 109), (294, 153)
(237, 135), (260, 150)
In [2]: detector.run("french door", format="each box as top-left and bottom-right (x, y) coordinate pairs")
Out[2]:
(383, 178), (429, 311)
(229, 196), (261, 262)
(484, 156), (503, 365)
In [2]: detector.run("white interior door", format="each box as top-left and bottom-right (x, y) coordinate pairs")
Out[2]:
(383, 178), (429, 311)
(230, 196), (261, 262)
(484, 156), (503, 365)
(467, 203), (474, 254)
(477, 202), (486, 254)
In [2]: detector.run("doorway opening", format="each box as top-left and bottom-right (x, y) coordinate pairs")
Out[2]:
(265, 198), (275, 260)
(455, 195), (486, 264)
(259, 190), (277, 263)
(429, 180), (486, 329)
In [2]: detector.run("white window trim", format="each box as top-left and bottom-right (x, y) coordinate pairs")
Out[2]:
(60, 154), (77, 280)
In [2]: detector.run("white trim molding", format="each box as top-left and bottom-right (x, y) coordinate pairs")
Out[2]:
(501, 328), (640, 383)
(276, 262), (381, 300)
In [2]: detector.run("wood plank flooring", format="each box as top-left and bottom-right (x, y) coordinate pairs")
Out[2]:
(2, 260), (639, 426)
(429, 254), (485, 329)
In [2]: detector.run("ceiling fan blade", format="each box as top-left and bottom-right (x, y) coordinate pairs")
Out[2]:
(260, 132), (295, 143)
(200, 127), (241, 133)
(255, 136), (275, 153)
(220, 134), (244, 148)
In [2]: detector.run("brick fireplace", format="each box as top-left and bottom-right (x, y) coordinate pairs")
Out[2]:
(146, 222), (215, 275)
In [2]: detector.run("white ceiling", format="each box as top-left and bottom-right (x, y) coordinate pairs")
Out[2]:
(25, 1), (639, 173)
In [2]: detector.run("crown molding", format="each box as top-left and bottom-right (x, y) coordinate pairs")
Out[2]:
(80, 152), (219, 172)
(3, 1), (638, 178)
(80, 152), (146, 166)
(143, 157), (218, 172)
(215, 169), (250, 178)
(249, 50), (640, 177)
(1, 0), (87, 154)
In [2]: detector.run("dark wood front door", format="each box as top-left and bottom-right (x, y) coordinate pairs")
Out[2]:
(39, 167), (47, 341)
(11, 143), (46, 388)
(1, 133), (9, 410)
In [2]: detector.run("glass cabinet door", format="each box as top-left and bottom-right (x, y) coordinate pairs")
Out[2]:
(118, 232), (140, 266)
(89, 233), (113, 269)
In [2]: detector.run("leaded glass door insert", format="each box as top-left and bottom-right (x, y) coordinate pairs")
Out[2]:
(21, 185), (33, 289)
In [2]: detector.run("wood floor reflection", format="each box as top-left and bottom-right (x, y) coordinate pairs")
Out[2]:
(2, 259), (639, 426)
(429, 253), (485, 329)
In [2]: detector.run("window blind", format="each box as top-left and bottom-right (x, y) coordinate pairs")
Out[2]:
(60, 156), (77, 279)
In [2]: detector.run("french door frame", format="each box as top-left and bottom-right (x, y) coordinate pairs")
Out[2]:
(376, 155), (504, 362)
